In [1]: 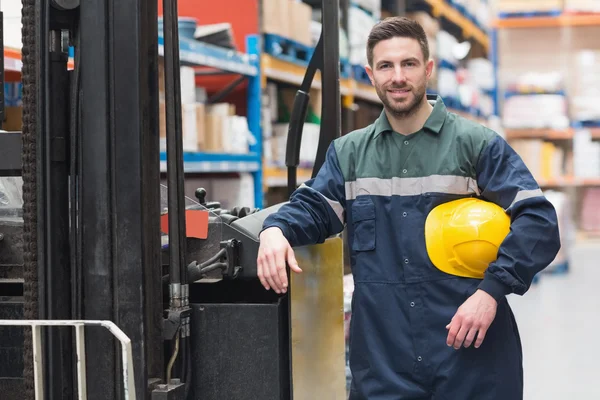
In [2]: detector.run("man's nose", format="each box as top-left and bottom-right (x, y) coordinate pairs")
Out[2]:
(391, 66), (407, 84)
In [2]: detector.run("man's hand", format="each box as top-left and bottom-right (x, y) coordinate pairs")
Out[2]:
(446, 289), (497, 349)
(257, 227), (302, 294)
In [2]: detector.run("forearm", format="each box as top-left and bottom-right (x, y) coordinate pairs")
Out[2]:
(478, 197), (560, 301)
(263, 187), (345, 247)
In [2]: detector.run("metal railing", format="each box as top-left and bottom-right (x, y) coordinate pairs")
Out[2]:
(0, 319), (137, 400)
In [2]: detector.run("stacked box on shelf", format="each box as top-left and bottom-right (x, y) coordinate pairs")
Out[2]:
(502, 93), (569, 129)
(262, 84), (320, 170)
(158, 58), (254, 154)
(351, 0), (381, 19)
(262, 0), (312, 47)
(465, 0), (491, 31)
(348, 4), (379, 75)
(496, 0), (563, 17)
(564, 0), (600, 13)
(571, 50), (600, 125)
(573, 129), (600, 178)
(544, 190), (575, 271)
(580, 188), (600, 233)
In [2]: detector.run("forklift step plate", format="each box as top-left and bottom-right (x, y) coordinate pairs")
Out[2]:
(291, 236), (346, 399)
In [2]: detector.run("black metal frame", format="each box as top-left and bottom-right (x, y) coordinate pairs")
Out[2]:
(77, 0), (163, 398)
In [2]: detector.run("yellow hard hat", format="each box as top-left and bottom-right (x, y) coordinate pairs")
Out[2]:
(424, 198), (510, 279)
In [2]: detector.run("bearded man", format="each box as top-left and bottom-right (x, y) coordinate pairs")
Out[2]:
(257, 16), (560, 400)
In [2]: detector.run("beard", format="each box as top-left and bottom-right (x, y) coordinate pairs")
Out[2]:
(375, 81), (427, 119)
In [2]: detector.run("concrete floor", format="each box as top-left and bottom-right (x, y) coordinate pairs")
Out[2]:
(508, 240), (600, 400)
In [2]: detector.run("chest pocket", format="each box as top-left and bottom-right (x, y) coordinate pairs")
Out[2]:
(351, 196), (376, 252)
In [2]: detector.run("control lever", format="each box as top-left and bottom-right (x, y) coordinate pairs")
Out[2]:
(186, 239), (241, 281)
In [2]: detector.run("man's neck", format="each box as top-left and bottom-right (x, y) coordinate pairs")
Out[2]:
(386, 98), (434, 135)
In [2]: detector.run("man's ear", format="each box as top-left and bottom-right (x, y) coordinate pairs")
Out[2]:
(365, 64), (375, 86)
(426, 59), (434, 79)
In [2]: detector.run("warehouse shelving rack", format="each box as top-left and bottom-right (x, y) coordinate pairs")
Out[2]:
(490, 10), (600, 247)
(490, 11), (600, 189)
(156, 32), (264, 208)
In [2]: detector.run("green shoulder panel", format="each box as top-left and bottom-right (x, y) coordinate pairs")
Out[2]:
(332, 123), (377, 182)
(332, 110), (499, 182)
(411, 113), (498, 179)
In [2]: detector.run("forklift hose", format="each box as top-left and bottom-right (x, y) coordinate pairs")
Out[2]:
(166, 327), (180, 385)
(200, 248), (226, 268)
(162, 248), (228, 283)
(200, 262), (228, 274)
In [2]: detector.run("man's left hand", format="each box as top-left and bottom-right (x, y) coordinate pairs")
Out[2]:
(446, 289), (497, 349)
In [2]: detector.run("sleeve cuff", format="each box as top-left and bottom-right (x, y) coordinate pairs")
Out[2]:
(478, 273), (511, 303)
(260, 220), (294, 243)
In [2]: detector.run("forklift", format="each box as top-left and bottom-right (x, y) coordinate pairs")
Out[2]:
(0, 0), (347, 399)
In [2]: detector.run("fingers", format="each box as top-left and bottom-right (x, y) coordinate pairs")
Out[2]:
(287, 248), (302, 274)
(266, 249), (282, 293)
(447, 317), (491, 349)
(463, 326), (478, 348)
(270, 249), (286, 293)
(257, 252), (269, 291)
(447, 315), (476, 349)
(446, 318), (461, 348)
(452, 323), (470, 350)
(474, 326), (488, 349)
(256, 239), (301, 294)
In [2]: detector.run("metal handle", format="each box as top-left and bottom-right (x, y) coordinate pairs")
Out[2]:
(0, 319), (137, 400)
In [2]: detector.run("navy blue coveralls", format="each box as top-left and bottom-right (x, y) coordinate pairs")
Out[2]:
(263, 96), (561, 399)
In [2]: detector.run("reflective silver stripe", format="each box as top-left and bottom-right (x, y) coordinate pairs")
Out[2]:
(299, 183), (345, 224)
(344, 175), (480, 200)
(509, 188), (544, 209)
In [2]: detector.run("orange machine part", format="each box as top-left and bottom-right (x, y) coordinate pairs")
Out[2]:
(161, 209), (210, 239)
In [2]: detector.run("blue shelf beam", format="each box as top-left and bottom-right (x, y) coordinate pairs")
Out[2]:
(159, 152), (261, 173)
(158, 33), (259, 76)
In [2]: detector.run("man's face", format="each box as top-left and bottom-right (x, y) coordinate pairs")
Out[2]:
(365, 37), (433, 118)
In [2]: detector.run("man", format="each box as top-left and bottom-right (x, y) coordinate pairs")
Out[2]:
(258, 16), (560, 400)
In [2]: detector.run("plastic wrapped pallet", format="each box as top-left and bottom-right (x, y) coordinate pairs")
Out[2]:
(502, 94), (569, 130)
(570, 50), (600, 121)
(496, 0), (563, 13)
(349, 5), (377, 65)
(352, 0), (381, 19)
(544, 190), (575, 271)
(580, 188), (600, 234)
(573, 129), (600, 178)
(564, 0), (600, 13)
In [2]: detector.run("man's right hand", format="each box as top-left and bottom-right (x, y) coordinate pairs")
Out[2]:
(257, 227), (302, 294)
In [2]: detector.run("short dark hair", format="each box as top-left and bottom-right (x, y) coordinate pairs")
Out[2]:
(367, 16), (430, 66)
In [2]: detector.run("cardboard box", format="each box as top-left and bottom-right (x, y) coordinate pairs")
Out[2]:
(2, 107), (22, 132)
(159, 102), (205, 152)
(262, 0), (290, 38)
(290, 0), (312, 46)
(196, 103), (206, 150)
(204, 113), (224, 152)
(204, 103), (233, 153)
(496, 0), (563, 12)
(158, 59), (196, 104)
(182, 103), (198, 151)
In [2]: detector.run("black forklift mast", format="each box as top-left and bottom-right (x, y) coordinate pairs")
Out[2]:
(0, 0), (342, 399)
(18, 0), (163, 398)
